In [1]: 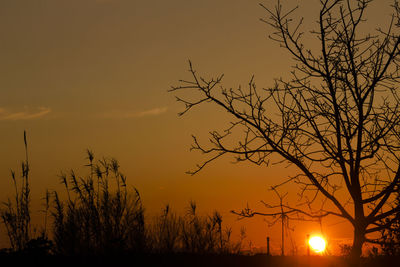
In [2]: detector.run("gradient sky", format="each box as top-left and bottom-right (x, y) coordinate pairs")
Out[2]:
(0, 0), (395, 254)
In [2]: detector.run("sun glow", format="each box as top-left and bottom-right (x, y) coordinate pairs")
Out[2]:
(308, 236), (326, 253)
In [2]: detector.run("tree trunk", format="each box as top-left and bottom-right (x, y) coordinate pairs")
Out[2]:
(350, 223), (365, 264)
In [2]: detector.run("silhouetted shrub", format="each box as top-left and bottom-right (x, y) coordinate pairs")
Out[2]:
(23, 235), (53, 255)
(379, 217), (400, 256)
(339, 244), (352, 257)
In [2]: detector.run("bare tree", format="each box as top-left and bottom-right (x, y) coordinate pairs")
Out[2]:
(170, 0), (400, 259)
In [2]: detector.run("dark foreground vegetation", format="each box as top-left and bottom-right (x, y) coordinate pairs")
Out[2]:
(0, 138), (247, 265)
(2, 135), (400, 266)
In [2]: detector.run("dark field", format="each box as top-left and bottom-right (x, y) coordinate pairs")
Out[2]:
(1, 253), (400, 267)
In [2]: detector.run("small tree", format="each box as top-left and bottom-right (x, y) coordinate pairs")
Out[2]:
(171, 0), (400, 259)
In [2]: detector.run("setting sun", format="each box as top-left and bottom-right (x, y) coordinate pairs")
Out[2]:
(308, 236), (327, 253)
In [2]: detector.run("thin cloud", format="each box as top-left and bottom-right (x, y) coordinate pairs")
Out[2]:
(136, 107), (168, 117)
(0, 107), (51, 121)
(103, 107), (168, 119)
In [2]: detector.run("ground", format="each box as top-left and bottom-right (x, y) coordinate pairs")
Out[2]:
(1, 253), (400, 267)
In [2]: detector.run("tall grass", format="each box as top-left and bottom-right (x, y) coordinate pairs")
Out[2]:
(1, 137), (246, 256)
(149, 204), (182, 253)
(52, 150), (145, 256)
(148, 201), (246, 254)
(1, 131), (32, 251)
(50, 151), (246, 256)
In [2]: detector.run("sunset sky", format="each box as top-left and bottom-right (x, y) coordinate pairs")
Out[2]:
(0, 0), (395, 254)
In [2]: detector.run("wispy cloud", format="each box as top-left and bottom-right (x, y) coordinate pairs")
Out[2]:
(0, 107), (51, 121)
(135, 107), (168, 117)
(102, 107), (168, 119)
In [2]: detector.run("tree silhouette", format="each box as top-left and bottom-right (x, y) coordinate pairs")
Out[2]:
(170, 0), (400, 259)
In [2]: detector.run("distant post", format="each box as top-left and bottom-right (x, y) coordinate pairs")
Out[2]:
(307, 234), (310, 256)
(281, 213), (284, 256)
(267, 236), (270, 256)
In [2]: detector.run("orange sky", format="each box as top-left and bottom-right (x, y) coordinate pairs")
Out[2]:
(0, 0), (395, 254)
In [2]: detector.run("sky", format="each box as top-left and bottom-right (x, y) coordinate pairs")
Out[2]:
(0, 0), (395, 254)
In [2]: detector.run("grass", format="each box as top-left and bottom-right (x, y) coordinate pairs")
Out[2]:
(52, 149), (145, 256)
(148, 201), (246, 254)
(1, 131), (33, 251)
(0, 133), (246, 258)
